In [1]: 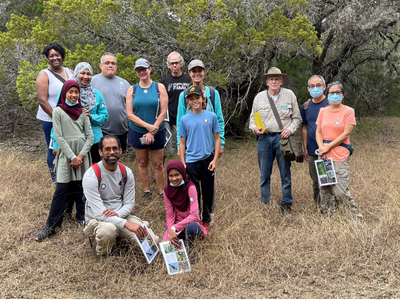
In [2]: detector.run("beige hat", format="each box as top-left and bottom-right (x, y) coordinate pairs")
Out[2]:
(261, 67), (288, 83)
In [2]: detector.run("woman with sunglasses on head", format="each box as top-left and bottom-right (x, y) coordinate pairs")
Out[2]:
(316, 81), (362, 219)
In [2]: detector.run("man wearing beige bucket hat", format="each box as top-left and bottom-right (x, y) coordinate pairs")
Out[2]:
(249, 67), (301, 212)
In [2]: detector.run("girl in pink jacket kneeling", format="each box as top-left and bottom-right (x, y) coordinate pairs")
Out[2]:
(163, 160), (207, 249)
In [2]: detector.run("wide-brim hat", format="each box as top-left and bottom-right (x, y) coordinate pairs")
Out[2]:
(261, 67), (288, 83)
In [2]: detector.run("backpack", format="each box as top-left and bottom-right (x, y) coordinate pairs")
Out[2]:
(183, 86), (216, 110)
(85, 162), (127, 246)
(303, 99), (311, 118)
(91, 162), (127, 195)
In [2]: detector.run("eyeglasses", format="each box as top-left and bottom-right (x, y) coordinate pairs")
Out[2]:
(103, 146), (120, 152)
(309, 84), (324, 88)
(168, 61), (180, 65)
(328, 91), (343, 95)
(102, 61), (117, 66)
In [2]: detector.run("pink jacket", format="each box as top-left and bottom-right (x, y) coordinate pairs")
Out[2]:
(162, 185), (207, 241)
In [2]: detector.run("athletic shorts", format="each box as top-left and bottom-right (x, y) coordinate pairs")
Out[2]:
(128, 128), (165, 150)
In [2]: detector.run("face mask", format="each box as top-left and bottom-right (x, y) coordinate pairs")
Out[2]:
(170, 180), (185, 187)
(328, 94), (343, 105)
(310, 87), (323, 98)
(66, 99), (79, 106)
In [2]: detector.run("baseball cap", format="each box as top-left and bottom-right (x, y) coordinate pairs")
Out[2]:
(185, 86), (203, 98)
(188, 59), (205, 71)
(134, 58), (150, 70)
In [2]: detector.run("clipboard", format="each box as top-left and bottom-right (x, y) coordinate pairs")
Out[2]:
(254, 111), (265, 132)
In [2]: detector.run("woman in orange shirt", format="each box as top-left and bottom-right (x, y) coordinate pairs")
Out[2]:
(316, 81), (362, 219)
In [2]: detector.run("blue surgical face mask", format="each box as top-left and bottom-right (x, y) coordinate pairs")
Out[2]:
(328, 94), (343, 105)
(170, 179), (185, 187)
(66, 99), (79, 106)
(310, 87), (323, 98)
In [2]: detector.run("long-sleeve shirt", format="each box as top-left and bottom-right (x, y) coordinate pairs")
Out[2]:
(249, 88), (301, 134)
(83, 161), (135, 230)
(51, 88), (108, 148)
(162, 185), (207, 241)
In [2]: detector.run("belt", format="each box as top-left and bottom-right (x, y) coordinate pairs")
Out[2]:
(263, 132), (281, 136)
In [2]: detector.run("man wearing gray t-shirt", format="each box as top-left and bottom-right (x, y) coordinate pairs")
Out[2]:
(83, 135), (159, 261)
(92, 52), (130, 151)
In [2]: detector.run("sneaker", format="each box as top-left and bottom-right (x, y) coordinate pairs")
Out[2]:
(143, 191), (152, 202)
(355, 213), (363, 219)
(35, 225), (55, 242)
(76, 219), (85, 227)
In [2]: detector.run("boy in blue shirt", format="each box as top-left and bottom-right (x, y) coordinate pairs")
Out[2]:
(178, 86), (221, 230)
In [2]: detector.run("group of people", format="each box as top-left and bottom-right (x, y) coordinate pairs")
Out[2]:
(33, 43), (223, 260)
(249, 68), (362, 218)
(33, 42), (361, 261)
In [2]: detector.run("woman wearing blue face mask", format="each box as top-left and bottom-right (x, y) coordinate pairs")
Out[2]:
(35, 80), (94, 241)
(315, 82), (362, 219)
(162, 160), (207, 249)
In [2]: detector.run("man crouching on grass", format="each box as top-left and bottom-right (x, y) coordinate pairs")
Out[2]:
(83, 135), (159, 261)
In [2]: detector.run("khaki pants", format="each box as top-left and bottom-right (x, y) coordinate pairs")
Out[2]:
(308, 155), (321, 209)
(84, 215), (159, 256)
(320, 158), (358, 215)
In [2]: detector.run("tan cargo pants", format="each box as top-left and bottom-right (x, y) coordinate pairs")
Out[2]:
(320, 158), (359, 215)
(84, 215), (159, 256)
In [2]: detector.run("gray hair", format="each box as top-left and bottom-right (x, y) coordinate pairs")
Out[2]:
(307, 75), (326, 86)
(327, 81), (345, 95)
(100, 52), (117, 64)
(167, 51), (184, 66)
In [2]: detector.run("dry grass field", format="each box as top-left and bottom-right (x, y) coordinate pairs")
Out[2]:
(0, 117), (399, 298)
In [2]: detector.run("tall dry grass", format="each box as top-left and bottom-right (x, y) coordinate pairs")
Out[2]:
(0, 117), (399, 298)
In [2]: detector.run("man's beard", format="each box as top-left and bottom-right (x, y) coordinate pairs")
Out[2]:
(104, 155), (119, 165)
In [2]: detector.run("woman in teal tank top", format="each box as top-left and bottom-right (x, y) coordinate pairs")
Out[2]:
(126, 58), (169, 202)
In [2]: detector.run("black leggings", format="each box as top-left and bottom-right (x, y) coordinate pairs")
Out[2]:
(46, 181), (84, 227)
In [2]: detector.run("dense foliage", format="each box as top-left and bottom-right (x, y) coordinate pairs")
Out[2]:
(0, 0), (399, 134)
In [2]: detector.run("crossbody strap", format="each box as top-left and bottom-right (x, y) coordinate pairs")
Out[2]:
(47, 68), (66, 84)
(266, 91), (283, 130)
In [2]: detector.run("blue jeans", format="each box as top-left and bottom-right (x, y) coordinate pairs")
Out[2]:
(41, 121), (56, 182)
(257, 134), (293, 206)
(177, 222), (202, 247)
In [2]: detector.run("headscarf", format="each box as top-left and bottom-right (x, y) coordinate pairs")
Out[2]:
(57, 80), (82, 121)
(164, 160), (195, 212)
(72, 62), (96, 111)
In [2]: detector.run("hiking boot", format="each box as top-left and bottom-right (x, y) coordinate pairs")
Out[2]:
(35, 225), (55, 242)
(143, 191), (152, 202)
(280, 204), (292, 215)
